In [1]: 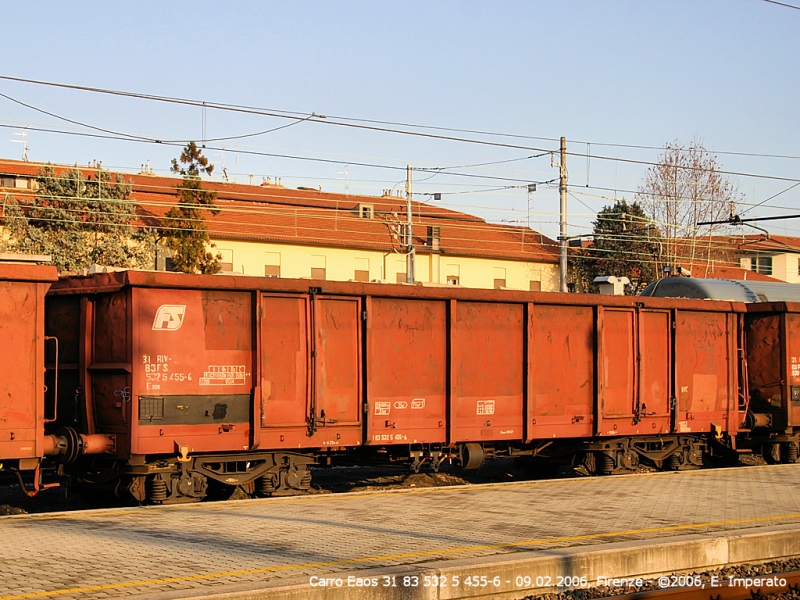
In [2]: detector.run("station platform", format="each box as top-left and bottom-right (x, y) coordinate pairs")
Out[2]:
(1, 464), (799, 600)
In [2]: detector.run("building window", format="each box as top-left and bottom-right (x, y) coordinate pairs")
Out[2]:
(446, 264), (460, 286)
(0, 176), (32, 189)
(310, 255), (326, 280)
(426, 226), (441, 250)
(752, 256), (773, 275)
(217, 249), (234, 272)
(396, 272), (407, 283)
(529, 280), (541, 292)
(354, 257), (369, 282)
(493, 267), (506, 290)
(165, 257), (176, 272)
(264, 252), (281, 278)
(356, 203), (374, 219)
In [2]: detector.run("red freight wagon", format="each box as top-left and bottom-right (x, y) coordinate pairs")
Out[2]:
(744, 302), (800, 463)
(0, 260), (116, 497)
(0, 262), (58, 469)
(47, 271), (748, 503)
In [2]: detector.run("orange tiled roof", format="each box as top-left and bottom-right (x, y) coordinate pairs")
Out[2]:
(0, 158), (559, 263)
(687, 263), (782, 282)
(694, 234), (800, 254)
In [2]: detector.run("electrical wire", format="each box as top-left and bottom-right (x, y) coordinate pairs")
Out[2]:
(0, 123), (546, 185)
(763, 0), (800, 10)
(739, 181), (800, 215)
(1, 75), (797, 182)
(10, 165), (792, 248)
(5, 171), (769, 245)
(0, 90), (317, 143)
(3, 182), (771, 264)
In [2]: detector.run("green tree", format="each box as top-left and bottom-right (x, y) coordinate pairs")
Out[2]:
(573, 200), (662, 295)
(161, 142), (221, 274)
(2, 165), (154, 272)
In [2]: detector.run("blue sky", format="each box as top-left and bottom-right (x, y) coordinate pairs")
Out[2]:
(0, 1), (797, 239)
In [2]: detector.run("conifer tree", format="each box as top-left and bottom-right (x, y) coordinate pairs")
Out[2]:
(573, 200), (662, 295)
(161, 142), (221, 274)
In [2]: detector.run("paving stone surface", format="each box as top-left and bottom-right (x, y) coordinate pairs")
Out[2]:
(1, 464), (799, 600)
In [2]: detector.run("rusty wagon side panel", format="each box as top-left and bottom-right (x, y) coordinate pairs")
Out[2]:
(47, 271), (749, 461)
(450, 300), (524, 443)
(0, 264), (58, 464)
(131, 288), (255, 456)
(259, 293), (363, 449)
(365, 297), (447, 445)
(746, 302), (800, 431)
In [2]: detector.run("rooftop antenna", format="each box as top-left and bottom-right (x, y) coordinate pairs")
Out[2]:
(201, 101), (207, 146)
(337, 164), (350, 195)
(11, 130), (28, 161)
(216, 150), (228, 182)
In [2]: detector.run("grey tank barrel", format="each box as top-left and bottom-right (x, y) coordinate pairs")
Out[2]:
(640, 277), (800, 302)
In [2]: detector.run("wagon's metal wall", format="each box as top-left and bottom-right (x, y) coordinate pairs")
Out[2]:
(47, 271), (748, 458)
(0, 264), (58, 464)
(746, 302), (800, 430)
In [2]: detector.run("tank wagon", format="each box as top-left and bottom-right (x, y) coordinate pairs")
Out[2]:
(36, 270), (775, 504)
(0, 261), (113, 495)
(640, 276), (800, 463)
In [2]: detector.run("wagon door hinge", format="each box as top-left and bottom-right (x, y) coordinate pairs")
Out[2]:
(307, 408), (336, 436)
(307, 408), (318, 436)
(633, 402), (647, 425)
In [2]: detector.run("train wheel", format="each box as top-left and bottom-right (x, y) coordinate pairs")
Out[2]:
(596, 452), (615, 475)
(763, 443), (781, 464)
(664, 454), (681, 471)
(256, 464), (312, 497)
(782, 442), (799, 463)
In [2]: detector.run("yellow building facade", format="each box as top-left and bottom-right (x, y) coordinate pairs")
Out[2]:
(210, 238), (559, 291)
(1, 158), (562, 290)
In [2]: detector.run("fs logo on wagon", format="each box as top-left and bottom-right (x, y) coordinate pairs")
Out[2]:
(152, 305), (186, 331)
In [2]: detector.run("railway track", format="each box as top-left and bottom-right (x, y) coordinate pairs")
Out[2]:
(0, 456), (768, 515)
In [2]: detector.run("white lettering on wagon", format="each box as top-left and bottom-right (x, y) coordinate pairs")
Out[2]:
(476, 400), (495, 415)
(142, 355), (192, 390)
(411, 398), (426, 409)
(374, 402), (391, 416)
(199, 365), (248, 386)
(152, 305), (186, 331)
